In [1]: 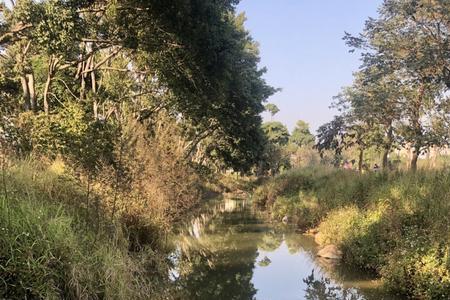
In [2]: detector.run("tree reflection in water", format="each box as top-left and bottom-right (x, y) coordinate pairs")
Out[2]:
(303, 270), (363, 300)
(170, 198), (396, 300)
(258, 229), (283, 251)
(175, 246), (258, 299)
(172, 199), (261, 300)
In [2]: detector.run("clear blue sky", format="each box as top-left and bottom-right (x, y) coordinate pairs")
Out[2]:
(236, 0), (383, 133)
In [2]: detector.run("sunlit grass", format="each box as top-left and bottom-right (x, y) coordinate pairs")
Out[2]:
(0, 159), (170, 299)
(254, 166), (450, 298)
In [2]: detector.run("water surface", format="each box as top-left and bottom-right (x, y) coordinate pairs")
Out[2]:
(170, 197), (399, 300)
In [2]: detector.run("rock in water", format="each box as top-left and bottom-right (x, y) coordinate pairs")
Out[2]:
(317, 244), (342, 260)
(314, 232), (324, 245)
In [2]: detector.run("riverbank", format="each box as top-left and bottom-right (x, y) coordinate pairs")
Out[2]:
(253, 167), (450, 299)
(0, 157), (259, 299)
(0, 159), (176, 299)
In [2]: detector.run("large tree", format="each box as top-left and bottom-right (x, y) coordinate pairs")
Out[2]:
(0, 0), (275, 173)
(344, 0), (450, 171)
(315, 115), (347, 167)
(260, 121), (290, 174)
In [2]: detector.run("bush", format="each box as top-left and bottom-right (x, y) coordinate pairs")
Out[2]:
(106, 116), (201, 242)
(252, 167), (317, 208)
(318, 202), (399, 271)
(23, 103), (117, 167)
(271, 192), (321, 228)
(256, 166), (450, 298)
(316, 206), (362, 246)
(382, 232), (450, 299)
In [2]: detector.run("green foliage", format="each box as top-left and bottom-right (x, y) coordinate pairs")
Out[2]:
(315, 116), (346, 165)
(383, 241), (450, 299)
(0, 114), (31, 154)
(19, 102), (117, 171)
(264, 103), (279, 117)
(271, 193), (321, 229)
(262, 121), (289, 146)
(255, 167), (450, 298)
(112, 4), (276, 171)
(0, 160), (171, 299)
(318, 204), (396, 271)
(290, 120), (314, 147)
(288, 144), (321, 169)
(33, 0), (82, 56)
(1, 0), (275, 173)
(318, 0), (450, 171)
(258, 121), (291, 175)
(253, 167), (316, 208)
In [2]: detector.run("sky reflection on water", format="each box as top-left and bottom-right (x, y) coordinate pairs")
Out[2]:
(170, 198), (399, 300)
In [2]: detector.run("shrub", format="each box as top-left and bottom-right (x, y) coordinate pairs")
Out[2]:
(272, 192), (321, 228)
(252, 167), (316, 207)
(383, 240), (450, 299)
(316, 206), (362, 246)
(256, 166), (450, 297)
(108, 116), (201, 239)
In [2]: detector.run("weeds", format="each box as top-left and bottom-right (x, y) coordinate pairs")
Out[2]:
(254, 167), (450, 298)
(0, 159), (174, 299)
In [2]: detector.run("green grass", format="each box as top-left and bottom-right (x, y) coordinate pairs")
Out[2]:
(0, 159), (171, 299)
(254, 167), (450, 299)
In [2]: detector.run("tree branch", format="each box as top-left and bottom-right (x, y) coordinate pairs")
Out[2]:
(0, 22), (32, 45)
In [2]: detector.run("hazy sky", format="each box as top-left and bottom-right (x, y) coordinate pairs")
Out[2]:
(237, 0), (383, 133)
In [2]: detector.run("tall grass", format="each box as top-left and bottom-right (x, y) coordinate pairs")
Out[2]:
(0, 159), (172, 299)
(254, 167), (450, 299)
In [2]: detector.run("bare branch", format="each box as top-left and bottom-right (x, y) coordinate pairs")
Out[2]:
(80, 47), (123, 74)
(55, 78), (80, 101)
(96, 66), (150, 75)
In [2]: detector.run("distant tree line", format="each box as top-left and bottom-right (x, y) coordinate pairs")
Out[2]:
(260, 103), (316, 174)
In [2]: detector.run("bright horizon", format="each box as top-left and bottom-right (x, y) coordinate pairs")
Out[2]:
(237, 0), (383, 133)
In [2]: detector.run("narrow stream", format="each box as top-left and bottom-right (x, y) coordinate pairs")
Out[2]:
(170, 197), (400, 300)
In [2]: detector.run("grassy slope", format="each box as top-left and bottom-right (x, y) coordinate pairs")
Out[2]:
(254, 167), (450, 299)
(0, 160), (170, 299)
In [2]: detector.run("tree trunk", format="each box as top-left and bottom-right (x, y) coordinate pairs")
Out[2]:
(43, 73), (52, 115)
(80, 69), (86, 101)
(27, 73), (37, 112)
(410, 83), (425, 173)
(358, 148), (364, 172)
(382, 149), (389, 170)
(18, 42), (32, 111)
(44, 56), (59, 115)
(20, 75), (31, 111)
(93, 101), (98, 119)
(411, 151), (419, 173)
(382, 126), (393, 170)
(430, 147), (437, 169)
(90, 58), (98, 119)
